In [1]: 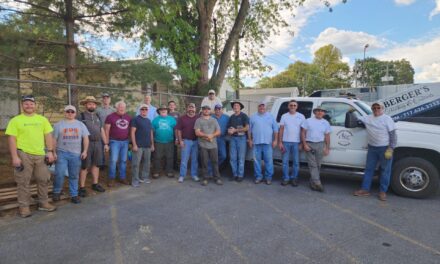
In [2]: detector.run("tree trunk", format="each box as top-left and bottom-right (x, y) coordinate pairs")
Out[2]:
(196, 0), (216, 94)
(210, 0), (250, 92)
(64, 0), (77, 106)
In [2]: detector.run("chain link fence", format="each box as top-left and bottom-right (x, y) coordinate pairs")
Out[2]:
(0, 77), (261, 129)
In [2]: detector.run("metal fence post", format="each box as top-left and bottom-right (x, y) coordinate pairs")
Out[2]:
(67, 83), (72, 105)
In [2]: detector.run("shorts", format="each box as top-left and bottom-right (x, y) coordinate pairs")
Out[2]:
(82, 141), (103, 169)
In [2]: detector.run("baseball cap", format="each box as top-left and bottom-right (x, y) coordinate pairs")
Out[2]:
(208, 89), (215, 95)
(64, 105), (76, 112)
(139, 104), (149, 109)
(187, 103), (196, 108)
(371, 101), (385, 108)
(21, 95), (35, 102)
(102, 92), (110, 98)
(201, 105), (211, 109)
(214, 104), (223, 109)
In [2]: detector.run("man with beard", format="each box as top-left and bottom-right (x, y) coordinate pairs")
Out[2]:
(6, 95), (57, 217)
(79, 96), (107, 197)
(105, 101), (131, 186)
(175, 103), (199, 183)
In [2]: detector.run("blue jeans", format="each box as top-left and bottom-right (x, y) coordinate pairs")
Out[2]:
(54, 150), (81, 197)
(253, 144), (274, 180)
(229, 136), (246, 177)
(131, 147), (151, 185)
(361, 145), (393, 192)
(109, 139), (129, 179)
(282, 142), (300, 181)
(180, 139), (198, 178)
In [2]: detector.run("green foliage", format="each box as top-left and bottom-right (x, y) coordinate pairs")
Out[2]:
(256, 44), (350, 94)
(354, 57), (415, 86)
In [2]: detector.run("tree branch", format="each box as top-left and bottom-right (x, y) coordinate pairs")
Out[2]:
(12, 0), (62, 17)
(74, 9), (128, 19)
(0, 7), (59, 18)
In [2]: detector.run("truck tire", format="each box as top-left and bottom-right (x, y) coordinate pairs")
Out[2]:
(391, 157), (439, 198)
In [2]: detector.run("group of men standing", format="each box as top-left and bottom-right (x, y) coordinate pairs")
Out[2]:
(6, 88), (396, 218)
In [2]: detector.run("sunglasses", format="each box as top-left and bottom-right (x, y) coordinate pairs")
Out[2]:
(289, 104), (297, 107)
(371, 106), (381, 110)
(140, 108), (149, 111)
(65, 110), (75, 114)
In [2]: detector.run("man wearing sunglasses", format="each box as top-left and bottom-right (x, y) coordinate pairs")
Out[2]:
(6, 95), (57, 217)
(354, 101), (396, 201)
(52, 105), (90, 204)
(279, 100), (305, 187)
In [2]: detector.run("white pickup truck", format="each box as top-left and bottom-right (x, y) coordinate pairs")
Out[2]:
(254, 97), (440, 198)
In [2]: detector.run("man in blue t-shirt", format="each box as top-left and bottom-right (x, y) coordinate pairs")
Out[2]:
(130, 104), (155, 187)
(152, 105), (177, 178)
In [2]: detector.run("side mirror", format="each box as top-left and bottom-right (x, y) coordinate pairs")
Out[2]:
(345, 111), (361, 128)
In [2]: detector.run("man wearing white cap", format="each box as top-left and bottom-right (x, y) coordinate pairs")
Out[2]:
(200, 89), (222, 113)
(248, 100), (279, 185)
(354, 101), (397, 201)
(52, 105), (90, 204)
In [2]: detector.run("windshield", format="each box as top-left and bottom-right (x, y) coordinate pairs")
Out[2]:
(355, 101), (372, 115)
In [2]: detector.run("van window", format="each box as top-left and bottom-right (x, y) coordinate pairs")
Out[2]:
(321, 102), (360, 126)
(277, 101), (313, 122)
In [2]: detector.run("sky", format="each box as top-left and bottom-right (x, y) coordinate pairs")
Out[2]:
(241, 0), (440, 86)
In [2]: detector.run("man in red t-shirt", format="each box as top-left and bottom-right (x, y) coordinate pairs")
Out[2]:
(175, 103), (200, 183)
(104, 101), (131, 186)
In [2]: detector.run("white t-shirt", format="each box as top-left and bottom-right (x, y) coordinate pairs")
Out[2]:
(359, 114), (396, 147)
(200, 96), (222, 110)
(301, 117), (332, 142)
(280, 112), (305, 143)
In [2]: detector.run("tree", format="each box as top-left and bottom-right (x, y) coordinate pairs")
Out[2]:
(256, 45), (350, 94)
(113, 0), (343, 96)
(354, 58), (415, 87)
(0, 0), (128, 106)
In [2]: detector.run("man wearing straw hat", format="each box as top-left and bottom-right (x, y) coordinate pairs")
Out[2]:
(78, 96), (107, 197)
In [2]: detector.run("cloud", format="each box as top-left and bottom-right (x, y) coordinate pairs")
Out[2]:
(110, 43), (126, 52)
(261, 0), (343, 56)
(378, 35), (440, 82)
(309, 27), (389, 55)
(429, 0), (440, 20)
(394, 0), (416, 5)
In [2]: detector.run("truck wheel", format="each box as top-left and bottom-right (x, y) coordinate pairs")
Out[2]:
(391, 157), (439, 198)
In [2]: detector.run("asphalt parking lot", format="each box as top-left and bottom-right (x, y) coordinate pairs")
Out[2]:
(0, 166), (439, 264)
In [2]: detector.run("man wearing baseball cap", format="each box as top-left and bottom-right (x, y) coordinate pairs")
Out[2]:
(52, 105), (90, 204)
(211, 104), (229, 168)
(200, 89), (222, 113)
(354, 101), (397, 201)
(6, 95), (57, 217)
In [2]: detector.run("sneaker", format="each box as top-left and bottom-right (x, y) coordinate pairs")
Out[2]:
(236, 177), (243, 182)
(310, 182), (324, 192)
(281, 180), (289, 186)
(266, 179), (272, 185)
(92, 184), (105, 192)
(353, 189), (370, 197)
(152, 173), (160, 179)
(178, 177), (184, 183)
(52, 193), (61, 202)
(254, 179), (262, 184)
(18, 207), (32, 218)
(167, 172), (175, 178)
(291, 179), (299, 187)
(192, 176), (200, 182)
(71, 196), (81, 204)
(38, 202), (57, 212)
(119, 179), (129, 185)
(215, 179), (223, 185)
(139, 179), (145, 183)
(132, 183), (140, 187)
(201, 179), (208, 186)
(107, 179), (115, 187)
(144, 178), (151, 184)
(78, 187), (87, 197)
(378, 192), (387, 201)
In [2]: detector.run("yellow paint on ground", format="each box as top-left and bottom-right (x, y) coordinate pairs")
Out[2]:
(249, 190), (360, 264)
(204, 213), (250, 264)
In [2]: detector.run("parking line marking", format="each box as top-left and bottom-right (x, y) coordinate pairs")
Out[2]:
(249, 191), (360, 264)
(316, 197), (440, 256)
(111, 205), (124, 264)
(204, 213), (250, 264)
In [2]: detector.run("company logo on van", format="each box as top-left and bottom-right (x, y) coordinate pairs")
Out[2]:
(336, 130), (353, 146)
